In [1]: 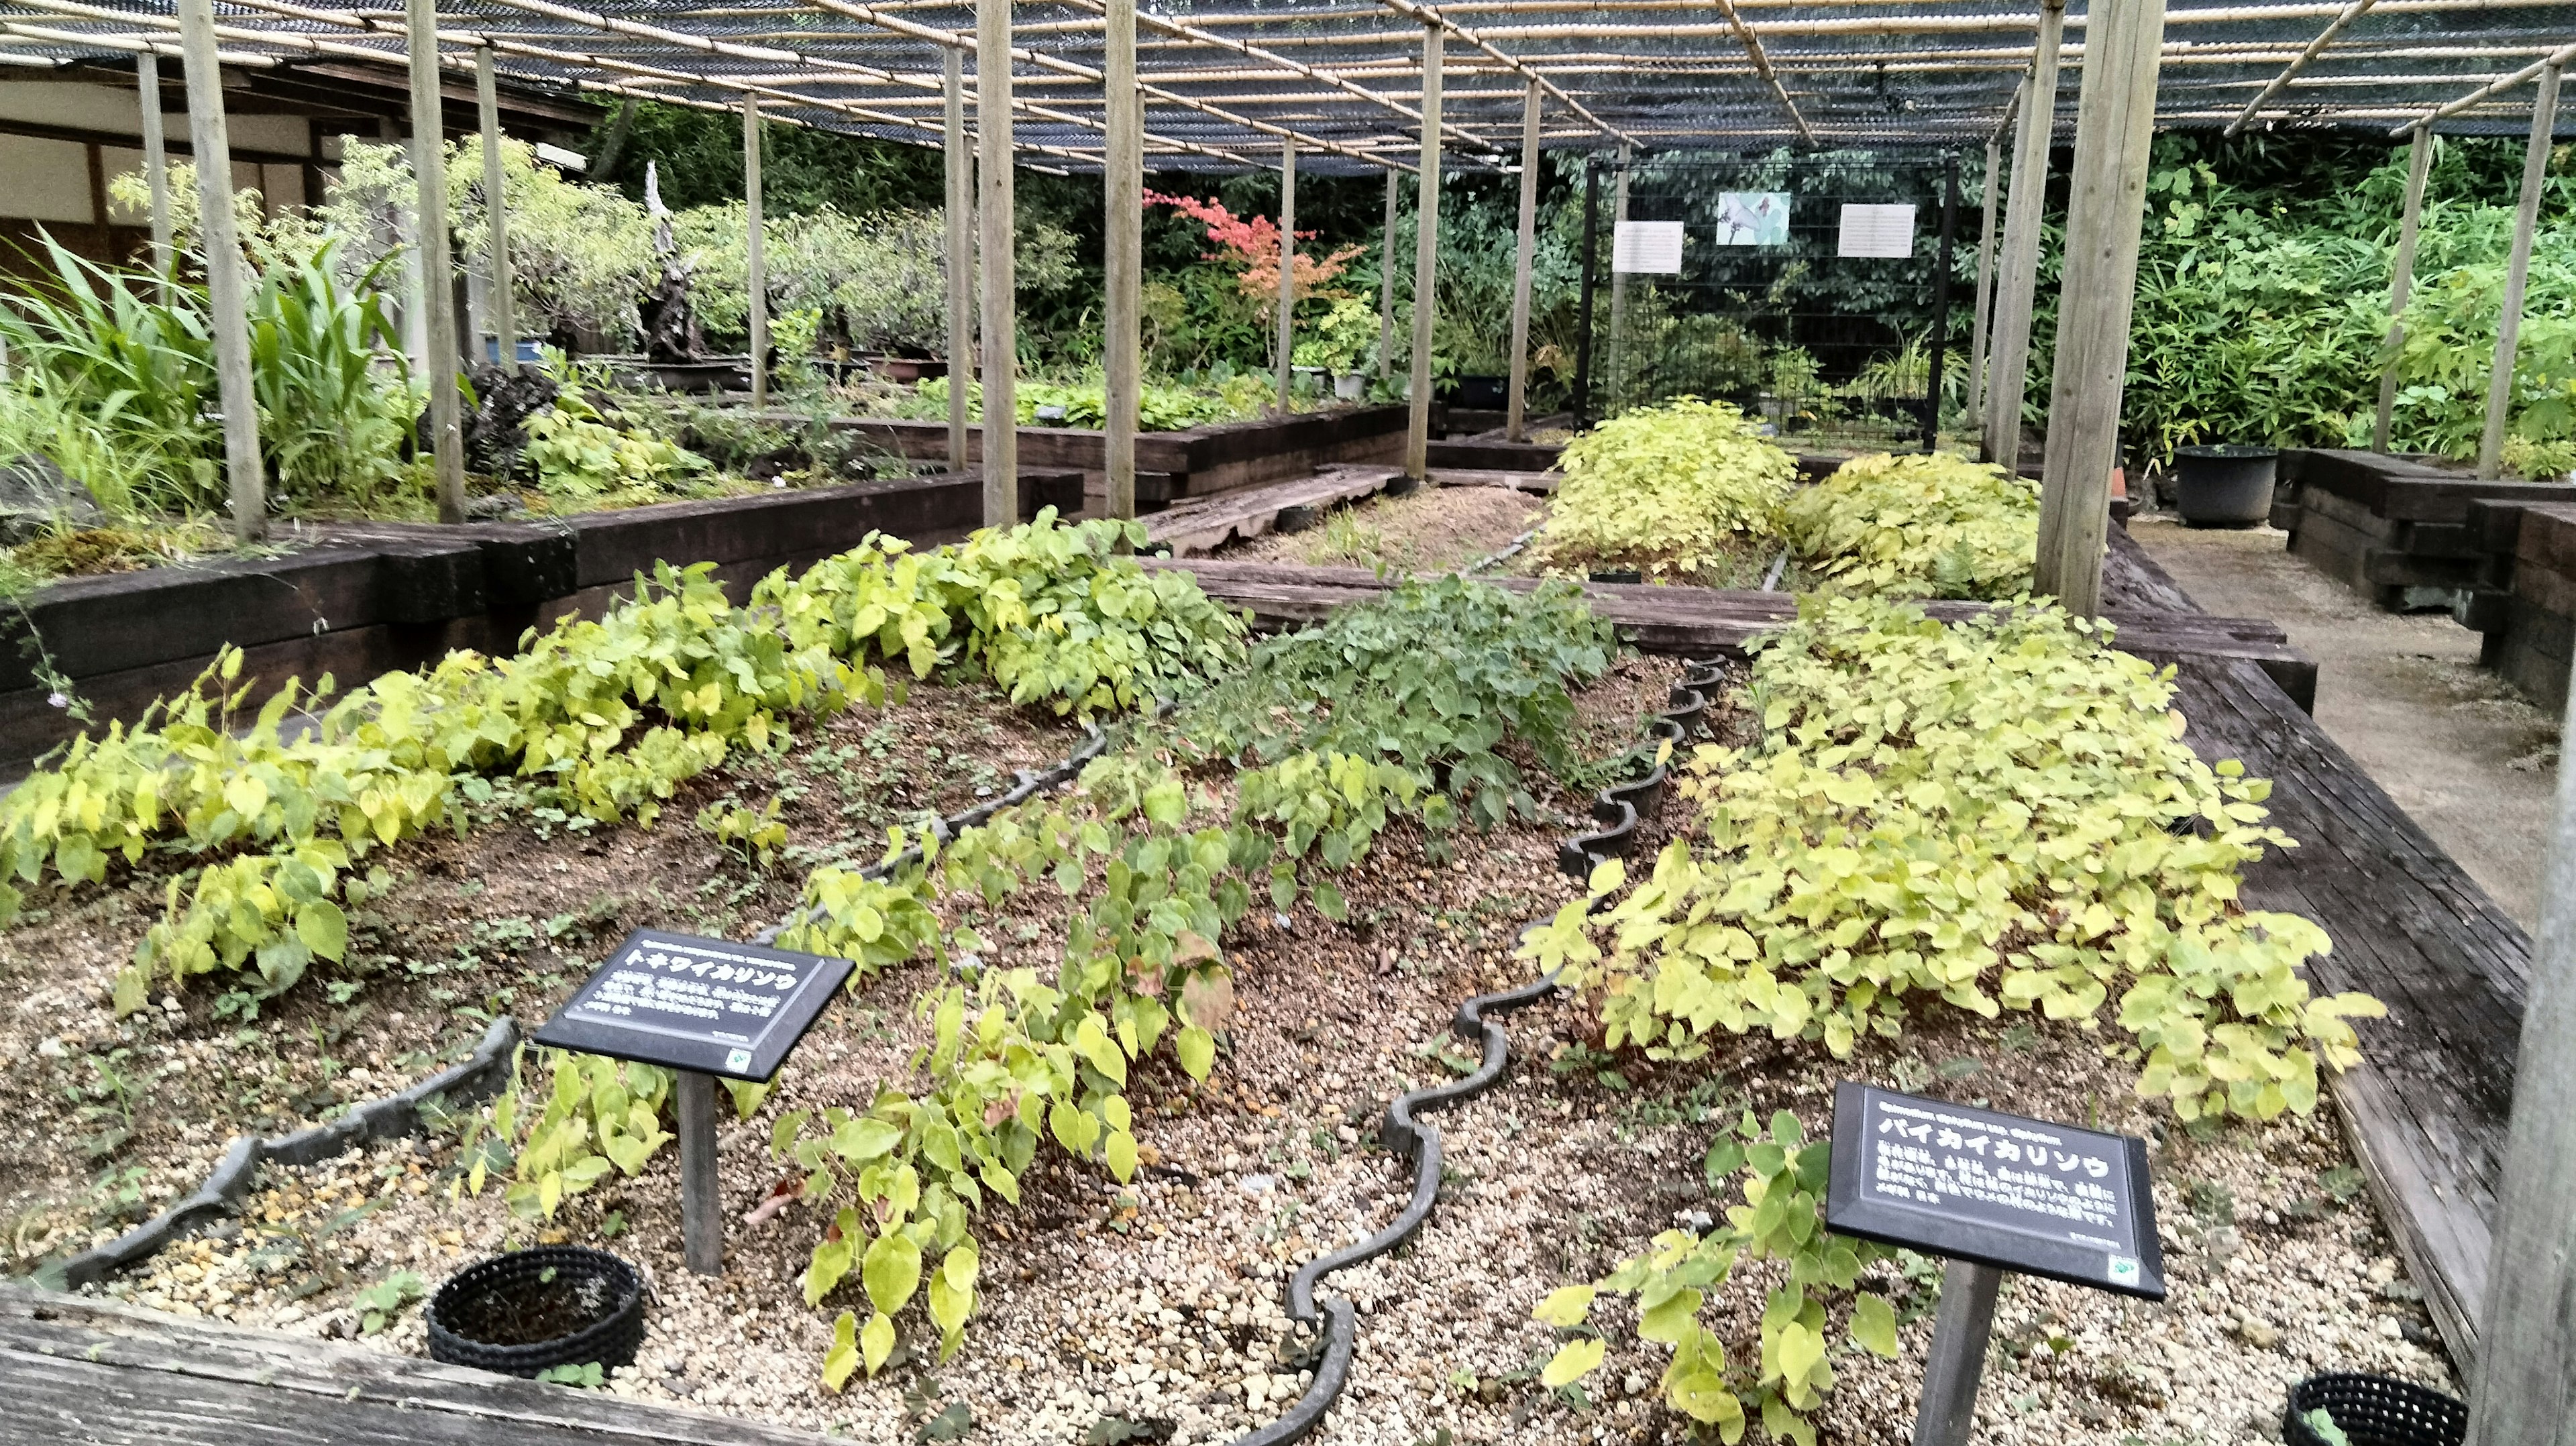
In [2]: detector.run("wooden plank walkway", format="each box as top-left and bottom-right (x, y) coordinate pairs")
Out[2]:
(2114, 535), (2518, 1369)
(0, 1285), (828, 1446)
(1140, 464), (1401, 557)
(1146, 555), (2320, 709)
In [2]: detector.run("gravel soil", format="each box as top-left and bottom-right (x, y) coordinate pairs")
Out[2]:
(12, 649), (2453, 1446)
(1226, 486), (1544, 574)
(0, 677), (1082, 1266)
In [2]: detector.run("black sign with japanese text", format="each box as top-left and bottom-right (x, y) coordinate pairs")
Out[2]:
(1823, 1082), (2165, 1300)
(531, 928), (853, 1082)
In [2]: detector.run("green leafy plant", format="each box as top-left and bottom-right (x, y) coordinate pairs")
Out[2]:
(1522, 594), (2381, 1123)
(521, 392), (712, 505)
(1537, 1109), (1900, 1443)
(537, 1361), (609, 1388)
(1781, 453), (2041, 600)
(1535, 398), (1795, 580)
(354, 1268), (427, 1335)
(698, 797), (788, 867)
(456, 1047), (675, 1219)
(1171, 575), (1615, 828)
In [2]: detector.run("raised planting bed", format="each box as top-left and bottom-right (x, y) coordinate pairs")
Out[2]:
(734, 404), (1409, 512)
(2271, 448), (2574, 612)
(0, 569), (2452, 1443)
(2451, 499), (2576, 714)
(1212, 481), (1543, 575)
(0, 469), (1082, 777)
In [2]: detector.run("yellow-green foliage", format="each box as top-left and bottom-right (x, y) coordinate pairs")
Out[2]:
(0, 515), (1246, 1011)
(763, 510), (1250, 717)
(1536, 1109), (1901, 1445)
(1523, 594), (2379, 1125)
(1537, 399), (1796, 579)
(1780, 452), (2040, 600)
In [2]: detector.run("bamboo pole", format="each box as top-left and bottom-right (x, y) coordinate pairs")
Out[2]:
(1275, 135), (1297, 413)
(1378, 167), (1397, 380)
(1606, 140), (1631, 410)
(2373, 123), (2431, 452)
(1404, 21), (1442, 483)
(1505, 78), (1540, 442)
(476, 44), (515, 366)
(2477, 62), (2558, 481)
(2031, 0), (2165, 614)
(407, 0), (466, 523)
(137, 51), (172, 285)
(1104, 0), (1139, 520)
(745, 96), (767, 410)
(1982, 0), (2063, 469)
(176, 0), (262, 543)
(979, 0), (1017, 524)
(945, 47), (973, 472)
(1962, 77), (2020, 433)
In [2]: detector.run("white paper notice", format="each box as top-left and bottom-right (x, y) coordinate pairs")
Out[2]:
(1837, 203), (1917, 259)
(1611, 220), (1685, 274)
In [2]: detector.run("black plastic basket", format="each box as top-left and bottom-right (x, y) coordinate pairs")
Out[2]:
(425, 1245), (646, 1378)
(2284, 1373), (2467, 1446)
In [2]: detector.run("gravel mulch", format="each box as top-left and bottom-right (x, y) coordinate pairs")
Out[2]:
(16, 646), (2455, 1446)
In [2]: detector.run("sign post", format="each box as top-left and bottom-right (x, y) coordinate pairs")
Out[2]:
(1824, 1082), (2165, 1445)
(535, 929), (855, 1276)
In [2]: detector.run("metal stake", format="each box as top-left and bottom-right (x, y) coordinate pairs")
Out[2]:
(1912, 1259), (2004, 1446)
(676, 1070), (722, 1275)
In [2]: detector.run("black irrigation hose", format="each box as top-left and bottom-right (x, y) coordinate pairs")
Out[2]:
(1228, 657), (1730, 1446)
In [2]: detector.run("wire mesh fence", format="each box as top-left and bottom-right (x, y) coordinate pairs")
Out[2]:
(1572, 150), (1961, 451)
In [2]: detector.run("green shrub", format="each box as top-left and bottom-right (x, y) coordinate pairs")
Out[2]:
(1536, 398), (1794, 579)
(1781, 452), (2040, 600)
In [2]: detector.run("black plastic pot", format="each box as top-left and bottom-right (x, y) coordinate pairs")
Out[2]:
(2284, 1373), (2466, 1446)
(425, 1246), (646, 1378)
(2172, 444), (2279, 528)
(1448, 375), (1508, 410)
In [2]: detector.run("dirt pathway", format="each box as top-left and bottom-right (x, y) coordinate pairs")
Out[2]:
(2127, 514), (2561, 932)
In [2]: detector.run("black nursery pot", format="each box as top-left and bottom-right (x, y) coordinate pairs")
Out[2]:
(425, 1245), (647, 1378)
(2284, 1373), (2467, 1446)
(2171, 443), (2279, 528)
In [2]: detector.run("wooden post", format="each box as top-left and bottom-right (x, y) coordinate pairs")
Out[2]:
(1572, 156), (1599, 425)
(476, 46), (515, 367)
(1606, 141), (1631, 408)
(1378, 168), (1398, 380)
(1982, 0), (2065, 469)
(977, 0), (1017, 526)
(1275, 135), (1296, 414)
(2477, 64), (2559, 482)
(2031, 0), (2165, 615)
(406, 0), (466, 524)
(1505, 79), (1541, 443)
(2471, 297), (2576, 1430)
(744, 97), (767, 411)
(1912, 1260), (2004, 1445)
(176, 0), (262, 543)
(945, 47), (973, 474)
(1404, 21), (1442, 484)
(1962, 78), (2020, 434)
(137, 52), (173, 284)
(2372, 125), (2431, 453)
(675, 1070), (722, 1275)
(384, 114), (427, 390)
(1921, 151), (1959, 451)
(1103, 0), (1140, 520)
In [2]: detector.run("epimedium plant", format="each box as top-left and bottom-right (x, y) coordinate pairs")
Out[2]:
(1534, 398), (1797, 582)
(0, 515), (1250, 1013)
(1780, 453), (2041, 601)
(1521, 594), (2381, 1123)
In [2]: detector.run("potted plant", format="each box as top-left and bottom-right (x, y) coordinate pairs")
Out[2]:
(425, 1245), (647, 1379)
(1293, 296), (1380, 404)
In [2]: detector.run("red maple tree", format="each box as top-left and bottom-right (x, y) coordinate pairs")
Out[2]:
(1147, 190), (1362, 307)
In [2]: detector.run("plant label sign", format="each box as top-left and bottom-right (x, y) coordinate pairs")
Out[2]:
(1612, 219), (1686, 274)
(1823, 1082), (2166, 1300)
(533, 928), (853, 1082)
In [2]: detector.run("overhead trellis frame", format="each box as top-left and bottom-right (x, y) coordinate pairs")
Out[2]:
(6, 0), (2574, 572)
